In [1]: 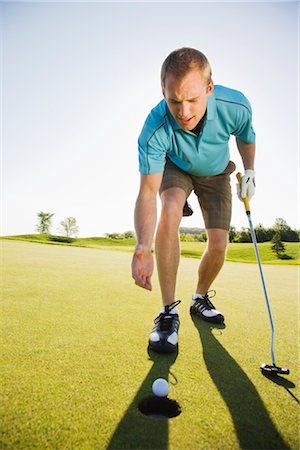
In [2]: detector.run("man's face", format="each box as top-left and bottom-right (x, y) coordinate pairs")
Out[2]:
(163, 69), (214, 131)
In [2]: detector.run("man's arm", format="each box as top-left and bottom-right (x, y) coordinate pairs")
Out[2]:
(131, 172), (163, 290)
(236, 138), (255, 169)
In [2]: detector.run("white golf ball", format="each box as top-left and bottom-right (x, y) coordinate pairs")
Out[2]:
(152, 378), (169, 397)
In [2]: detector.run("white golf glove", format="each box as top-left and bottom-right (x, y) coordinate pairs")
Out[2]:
(237, 169), (255, 201)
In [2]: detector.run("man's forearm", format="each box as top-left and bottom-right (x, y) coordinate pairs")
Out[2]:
(236, 138), (256, 169)
(134, 193), (157, 252)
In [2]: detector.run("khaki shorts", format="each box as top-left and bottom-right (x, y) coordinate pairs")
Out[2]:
(159, 159), (236, 230)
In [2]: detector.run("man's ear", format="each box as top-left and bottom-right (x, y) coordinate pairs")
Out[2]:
(207, 80), (214, 96)
(162, 86), (166, 98)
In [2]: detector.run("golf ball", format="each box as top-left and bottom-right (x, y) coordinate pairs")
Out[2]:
(152, 378), (169, 397)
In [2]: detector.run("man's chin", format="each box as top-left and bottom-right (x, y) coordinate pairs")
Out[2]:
(180, 123), (196, 131)
(177, 117), (197, 130)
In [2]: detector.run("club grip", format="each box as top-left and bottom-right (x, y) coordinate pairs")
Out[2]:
(236, 172), (250, 214)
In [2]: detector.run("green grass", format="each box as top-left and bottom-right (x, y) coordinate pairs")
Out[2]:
(1, 234), (136, 253)
(1, 234), (299, 265)
(1, 240), (299, 449)
(181, 241), (299, 265)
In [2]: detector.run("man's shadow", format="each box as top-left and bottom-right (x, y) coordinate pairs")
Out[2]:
(191, 317), (291, 450)
(106, 347), (179, 450)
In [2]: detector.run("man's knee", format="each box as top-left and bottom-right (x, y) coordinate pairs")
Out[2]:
(160, 188), (186, 223)
(206, 229), (228, 254)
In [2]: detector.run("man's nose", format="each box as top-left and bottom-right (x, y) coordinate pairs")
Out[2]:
(178, 102), (189, 118)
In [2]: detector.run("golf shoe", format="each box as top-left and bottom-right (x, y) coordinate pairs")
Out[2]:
(190, 292), (224, 324)
(149, 300), (181, 353)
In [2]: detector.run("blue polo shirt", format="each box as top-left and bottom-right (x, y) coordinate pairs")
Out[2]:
(138, 85), (255, 176)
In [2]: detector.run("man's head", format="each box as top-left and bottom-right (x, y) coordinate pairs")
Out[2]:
(161, 47), (212, 88)
(161, 47), (214, 131)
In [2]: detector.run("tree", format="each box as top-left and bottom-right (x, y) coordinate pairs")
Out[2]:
(124, 231), (135, 239)
(36, 212), (54, 234)
(197, 233), (207, 242)
(274, 218), (290, 233)
(272, 218), (299, 242)
(59, 217), (79, 238)
(254, 223), (269, 243)
(236, 228), (251, 243)
(271, 232), (286, 258)
(184, 233), (195, 242)
(229, 226), (237, 243)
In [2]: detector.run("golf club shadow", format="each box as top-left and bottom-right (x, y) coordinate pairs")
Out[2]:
(106, 345), (179, 450)
(262, 372), (300, 404)
(191, 317), (290, 450)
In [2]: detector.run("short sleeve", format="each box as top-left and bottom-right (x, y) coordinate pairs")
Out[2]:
(232, 98), (256, 143)
(138, 123), (168, 174)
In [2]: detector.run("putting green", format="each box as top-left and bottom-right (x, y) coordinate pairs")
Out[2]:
(1, 241), (299, 449)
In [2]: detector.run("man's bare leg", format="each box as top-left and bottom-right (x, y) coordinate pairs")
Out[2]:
(155, 187), (186, 306)
(189, 228), (228, 323)
(196, 228), (228, 294)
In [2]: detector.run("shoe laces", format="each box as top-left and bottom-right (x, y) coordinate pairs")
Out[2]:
(154, 300), (181, 331)
(197, 290), (216, 310)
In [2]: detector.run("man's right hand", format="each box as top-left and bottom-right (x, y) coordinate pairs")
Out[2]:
(131, 245), (154, 291)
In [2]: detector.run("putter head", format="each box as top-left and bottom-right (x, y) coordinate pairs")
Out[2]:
(260, 363), (290, 376)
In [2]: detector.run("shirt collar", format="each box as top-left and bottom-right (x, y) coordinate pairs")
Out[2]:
(206, 91), (216, 120)
(165, 91), (216, 130)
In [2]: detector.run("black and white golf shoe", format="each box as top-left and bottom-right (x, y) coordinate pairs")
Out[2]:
(190, 292), (224, 324)
(149, 300), (181, 353)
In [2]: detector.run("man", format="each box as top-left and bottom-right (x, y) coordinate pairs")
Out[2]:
(131, 48), (256, 353)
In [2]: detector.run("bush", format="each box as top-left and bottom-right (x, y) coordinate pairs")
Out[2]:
(278, 254), (293, 260)
(49, 235), (75, 243)
(104, 233), (124, 240)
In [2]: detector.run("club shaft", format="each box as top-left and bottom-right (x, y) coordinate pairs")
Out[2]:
(247, 212), (276, 366)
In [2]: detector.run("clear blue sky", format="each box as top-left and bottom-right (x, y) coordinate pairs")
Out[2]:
(1, 1), (298, 236)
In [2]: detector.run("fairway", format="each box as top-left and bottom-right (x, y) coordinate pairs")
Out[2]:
(1, 241), (299, 450)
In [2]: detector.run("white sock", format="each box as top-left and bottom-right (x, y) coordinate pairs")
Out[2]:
(190, 294), (223, 317)
(191, 293), (205, 306)
(161, 305), (179, 315)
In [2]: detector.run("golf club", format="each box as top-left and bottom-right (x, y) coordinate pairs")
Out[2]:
(236, 172), (290, 376)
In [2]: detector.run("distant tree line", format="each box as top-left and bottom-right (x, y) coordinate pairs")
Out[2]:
(35, 213), (298, 260)
(180, 218), (299, 243)
(36, 213), (298, 245)
(228, 218), (299, 243)
(103, 218), (299, 245)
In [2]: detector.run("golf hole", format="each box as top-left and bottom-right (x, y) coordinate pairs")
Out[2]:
(138, 396), (181, 419)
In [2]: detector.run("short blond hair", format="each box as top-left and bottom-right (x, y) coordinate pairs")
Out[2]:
(161, 47), (212, 87)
